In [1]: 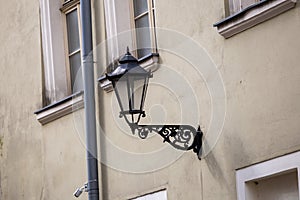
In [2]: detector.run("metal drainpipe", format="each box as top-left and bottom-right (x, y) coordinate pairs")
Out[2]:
(80, 0), (99, 199)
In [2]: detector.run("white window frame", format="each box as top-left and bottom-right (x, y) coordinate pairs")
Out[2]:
(37, 0), (84, 125)
(129, 189), (167, 200)
(130, 0), (157, 59)
(236, 151), (300, 200)
(103, 0), (158, 62)
(101, 0), (159, 93)
(39, 0), (69, 104)
(40, 0), (83, 104)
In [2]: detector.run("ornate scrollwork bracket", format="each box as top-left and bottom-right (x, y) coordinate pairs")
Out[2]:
(128, 123), (203, 159)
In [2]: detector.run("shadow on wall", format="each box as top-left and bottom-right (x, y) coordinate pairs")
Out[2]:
(98, 88), (109, 200)
(204, 139), (232, 193)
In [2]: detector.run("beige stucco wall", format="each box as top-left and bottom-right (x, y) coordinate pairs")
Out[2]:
(0, 0), (87, 199)
(0, 0), (44, 199)
(221, 3), (300, 166)
(0, 0), (299, 199)
(97, 0), (300, 200)
(41, 112), (87, 199)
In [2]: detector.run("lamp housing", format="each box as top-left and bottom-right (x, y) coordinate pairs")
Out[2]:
(106, 48), (152, 125)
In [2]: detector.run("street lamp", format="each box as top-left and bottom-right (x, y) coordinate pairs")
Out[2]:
(103, 48), (203, 159)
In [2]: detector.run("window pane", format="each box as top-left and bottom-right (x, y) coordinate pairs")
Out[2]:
(135, 14), (152, 58)
(133, 0), (148, 17)
(135, 13), (150, 28)
(66, 9), (80, 54)
(69, 52), (83, 93)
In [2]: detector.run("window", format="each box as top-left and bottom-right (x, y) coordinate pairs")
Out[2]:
(39, 0), (83, 106)
(39, 0), (69, 105)
(236, 151), (300, 200)
(214, 0), (297, 38)
(104, 0), (158, 66)
(132, 0), (156, 59)
(100, 0), (159, 93)
(245, 170), (298, 200)
(36, 0), (84, 124)
(228, 0), (261, 15)
(130, 190), (167, 200)
(61, 0), (83, 93)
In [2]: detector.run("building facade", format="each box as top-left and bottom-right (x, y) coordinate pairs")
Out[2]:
(0, 0), (300, 199)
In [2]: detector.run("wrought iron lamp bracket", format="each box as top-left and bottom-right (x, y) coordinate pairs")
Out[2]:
(129, 123), (203, 160)
(102, 48), (204, 160)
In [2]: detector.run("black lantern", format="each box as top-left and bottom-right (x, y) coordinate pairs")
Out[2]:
(106, 48), (152, 125)
(103, 48), (203, 159)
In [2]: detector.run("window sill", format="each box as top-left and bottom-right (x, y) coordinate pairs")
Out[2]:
(213, 0), (297, 38)
(34, 91), (84, 125)
(98, 53), (159, 93)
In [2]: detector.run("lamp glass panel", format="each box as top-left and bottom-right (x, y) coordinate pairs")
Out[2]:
(115, 77), (130, 113)
(132, 76), (147, 111)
